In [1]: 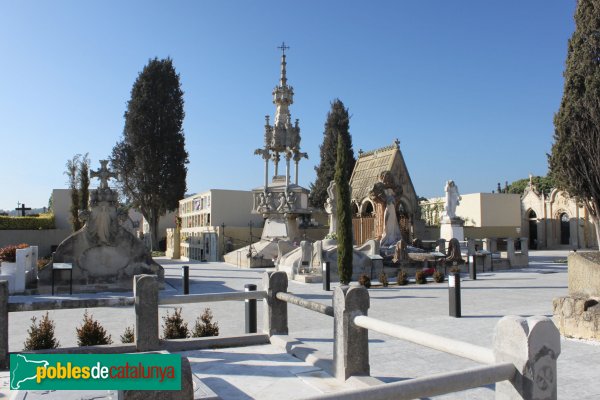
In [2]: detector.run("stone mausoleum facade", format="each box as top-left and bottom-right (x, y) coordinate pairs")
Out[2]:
(349, 140), (424, 245)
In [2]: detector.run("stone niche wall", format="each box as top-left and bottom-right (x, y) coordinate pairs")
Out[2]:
(553, 252), (600, 341)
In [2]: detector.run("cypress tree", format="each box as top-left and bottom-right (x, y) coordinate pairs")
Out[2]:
(111, 57), (188, 250)
(310, 99), (356, 209)
(65, 154), (81, 232)
(79, 153), (90, 212)
(336, 130), (354, 285)
(549, 0), (600, 243)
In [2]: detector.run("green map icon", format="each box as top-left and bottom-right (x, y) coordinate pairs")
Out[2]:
(11, 354), (49, 389)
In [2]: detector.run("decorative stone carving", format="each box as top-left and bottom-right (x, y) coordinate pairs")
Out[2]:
(369, 171), (402, 247)
(325, 181), (337, 235)
(39, 161), (163, 290)
(445, 238), (464, 263)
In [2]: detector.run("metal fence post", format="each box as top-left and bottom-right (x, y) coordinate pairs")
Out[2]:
(494, 316), (561, 400)
(322, 261), (330, 291)
(182, 265), (190, 295)
(245, 284), (257, 333)
(134, 274), (159, 352)
(448, 272), (461, 318)
(333, 285), (370, 381)
(262, 271), (288, 336)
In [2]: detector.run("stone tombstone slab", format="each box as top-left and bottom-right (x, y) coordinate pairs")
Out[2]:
(568, 252), (600, 297)
(494, 315), (560, 400)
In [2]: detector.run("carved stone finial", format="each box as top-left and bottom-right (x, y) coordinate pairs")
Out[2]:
(394, 138), (400, 148)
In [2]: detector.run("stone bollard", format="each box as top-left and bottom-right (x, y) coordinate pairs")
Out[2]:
(437, 238), (446, 254)
(467, 238), (476, 256)
(134, 275), (159, 352)
(0, 281), (7, 369)
(493, 316), (560, 400)
(333, 285), (370, 381)
(263, 271), (288, 336)
(519, 237), (529, 256)
(506, 238), (515, 255)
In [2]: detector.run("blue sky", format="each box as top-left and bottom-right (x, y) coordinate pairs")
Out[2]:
(0, 1), (576, 211)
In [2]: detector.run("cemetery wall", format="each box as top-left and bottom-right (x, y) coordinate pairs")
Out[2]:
(0, 229), (71, 257)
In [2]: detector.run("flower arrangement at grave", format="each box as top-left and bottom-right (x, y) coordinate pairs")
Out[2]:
(0, 243), (29, 263)
(415, 269), (427, 284)
(358, 274), (371, 288)
(397, 269), (409, 286)
(379, 271), (389, 287)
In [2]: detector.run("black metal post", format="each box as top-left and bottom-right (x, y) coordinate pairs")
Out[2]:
(470, 253), (477, 280)
(182, 265), (190, 294)
(245, 284), (257, 333)
(449, 272), (461, 318)
(322, 261), (331, 291)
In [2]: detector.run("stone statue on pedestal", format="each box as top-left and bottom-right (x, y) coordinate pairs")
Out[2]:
(441, 180), (461, 222)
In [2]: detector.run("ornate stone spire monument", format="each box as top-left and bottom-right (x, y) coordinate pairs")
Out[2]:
(225, 43), (311, 268)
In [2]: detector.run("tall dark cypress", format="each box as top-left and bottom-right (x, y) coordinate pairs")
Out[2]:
(310, 99), (355, 209)
(335, 131), (354, 284)
(549, 0), (600, 243)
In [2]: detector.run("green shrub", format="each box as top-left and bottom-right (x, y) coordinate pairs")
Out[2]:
(358, 274), (371, 288)
(76, 310), (113, 346)
(378, 272), (389, 287)
(433, 270), (445, 283)
(192, 308), (219, 338)
(397, 269), (409, 286)
(415, 270), (427, 284)
(162, 308), (189, 339)
(120, 326), (135, 343)
(23, 312), (60, 350)
(0, 214), (55, 230)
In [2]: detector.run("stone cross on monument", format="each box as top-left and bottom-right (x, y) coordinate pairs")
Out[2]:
(15, 202), (31, 217)
(91, 160), (117, 190)
(277, 41), (290, 55)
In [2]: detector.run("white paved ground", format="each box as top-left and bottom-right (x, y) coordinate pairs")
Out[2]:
(2, 250), (599, 399)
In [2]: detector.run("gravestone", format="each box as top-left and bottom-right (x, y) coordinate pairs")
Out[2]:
(38, 161), (163, 292)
